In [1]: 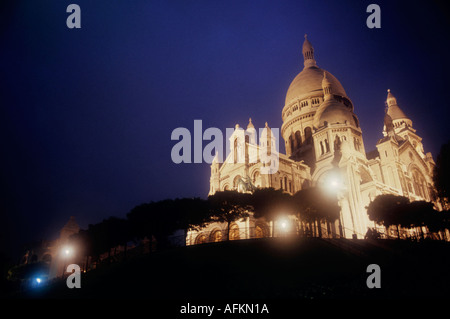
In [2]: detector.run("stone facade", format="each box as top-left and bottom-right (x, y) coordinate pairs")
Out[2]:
(187, 35), (437, 244)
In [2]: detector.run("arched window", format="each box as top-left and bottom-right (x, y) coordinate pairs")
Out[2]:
(255, 223), (269, 238)
(325, 139), (330, 153)
(334, 135), (341, 151)
(255, 221), (270, 238)
(255, 226), (264, 239)
(284, 177), (287, 190)
(354, 137), (360, 151)
(233, 175), (242, 190)
(210, 229), (223, 242)
(412, 169), (428, 199)
(295, 131), (301, 149)
(289, 135), (294, 153)
(229, 224), (240, 241)
(304, 127), (312, 145)
(195, 234), (207, 245)
(252, 171), (261, 187)
(320, 141), (324, 155)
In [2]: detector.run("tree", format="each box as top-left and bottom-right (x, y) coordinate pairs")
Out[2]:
(404, 200), (437, 240)
(367, 194), (410, 239)
(78, 217), (130, 265)
(83, 221), (111, 264)
(293, 187), (340, 238)
(208, 190), (252, 240)
(251, 188), (294, 237)
(433, 141), (450, 208)
(424, 207), (450, 240)
(102, 217), (130, 260)
(172, 197), (211, 244)
(127, 200), (181, 250)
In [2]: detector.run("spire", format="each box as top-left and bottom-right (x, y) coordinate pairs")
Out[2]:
(302, 34), (317, 68)
(386, 89), (397, 107)
(322, 71), (332, 99)
(212, 151), (219, 164)
(247, 117), (254, 129)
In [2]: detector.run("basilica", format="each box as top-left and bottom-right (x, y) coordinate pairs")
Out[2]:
(186, 35), (437, 244)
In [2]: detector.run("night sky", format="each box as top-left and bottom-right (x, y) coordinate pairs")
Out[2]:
(1, 0), (449, 259)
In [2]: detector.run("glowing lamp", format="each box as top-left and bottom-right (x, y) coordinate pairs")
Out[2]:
(62, 246), (73, 257)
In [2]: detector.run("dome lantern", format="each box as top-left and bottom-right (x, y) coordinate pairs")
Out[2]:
(302, 34), (317, 69)
(386, 89), (397, 107)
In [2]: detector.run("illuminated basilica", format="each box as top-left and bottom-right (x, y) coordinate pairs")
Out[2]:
(186, 35), (437, 244)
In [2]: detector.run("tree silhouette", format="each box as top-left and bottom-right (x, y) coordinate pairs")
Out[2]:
(84, 221), (110, 263)
(293, 187), (340, 238)
(423, 206), (449, 240)
(102, 217), (130, 260)
(433, 141), (450, 208)
(403, 200), (437, 240)
(208, 190), (252, 240)
(127, 200), (181, 250)
(173, 197), (211, 240)
(367, 194), (410, 239)
(251, 188), (294, 237)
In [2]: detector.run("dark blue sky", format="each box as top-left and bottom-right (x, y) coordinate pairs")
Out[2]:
(1, 0), (449, 257)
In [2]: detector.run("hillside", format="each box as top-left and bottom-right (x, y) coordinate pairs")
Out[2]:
(12, 237), (450, 300)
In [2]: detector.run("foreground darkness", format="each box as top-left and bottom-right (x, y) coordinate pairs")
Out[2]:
(10, 237), (450, 300)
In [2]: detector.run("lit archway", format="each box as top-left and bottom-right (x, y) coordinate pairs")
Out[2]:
(229, 223), (240, 241)
(195, 233), (207, 245)
(210, 229), (223, 242)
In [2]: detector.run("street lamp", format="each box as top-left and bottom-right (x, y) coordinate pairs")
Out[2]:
(61, 246), (73, 277)
(278, 218), (290, 237)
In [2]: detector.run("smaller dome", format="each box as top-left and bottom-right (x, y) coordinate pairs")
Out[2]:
(386, 90), (408, 120)
(313, 99), (358, 129)
(387, 105), (407, 121)
(247, 118), (255, 129)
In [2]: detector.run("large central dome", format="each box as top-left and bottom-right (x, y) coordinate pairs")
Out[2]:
(285, 66), (347, 105)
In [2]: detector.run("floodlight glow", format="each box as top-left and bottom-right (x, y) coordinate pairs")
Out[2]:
(36, 277), (41, 284)
(62, 246), (73, 257)
(279, 218), (289, 232)
(323, 170), (344, 194)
